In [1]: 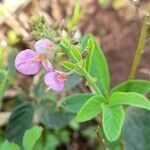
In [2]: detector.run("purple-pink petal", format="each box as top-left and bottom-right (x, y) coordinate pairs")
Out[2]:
(44, 71), (64, 92)
(15, 49), (41, 75)
(34, 39), (53, 53)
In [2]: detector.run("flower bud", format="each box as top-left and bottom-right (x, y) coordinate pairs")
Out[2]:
(59, 19), (66, 30)
(82, 49), (89, 59)
(53, 22), (59, 30)
(35, 39), (53, 53)
(71, 37), (79, 45)
(53, 37), (61, 43)
(70, 26), (77, 37)
(132, 0), (140, 7)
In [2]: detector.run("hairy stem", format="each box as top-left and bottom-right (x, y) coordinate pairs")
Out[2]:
(129, 7), (150, 80)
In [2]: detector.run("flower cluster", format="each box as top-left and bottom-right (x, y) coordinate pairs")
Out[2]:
(15, 39), (68, 92)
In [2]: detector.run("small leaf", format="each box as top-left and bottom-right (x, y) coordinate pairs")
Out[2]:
(62, 93), (94, 113)
(61, 61), (76, 70)
(70, 45), (82, 62)
(66, 0), (82, 29)
(61, 38), (70, 47)
(84, 38), (94, 72)
(6, 103), (34, 146)
(102, 104), (125, 142)
(109, 92), (150, 110)
(37, 105), (73, 129)
(80, 34), (91, 51)
(80, 35), (110, 93)
(76, 95), (104, 122)
(81, 126), (97, 139)
(43, 134), (59, 150)
(111, 80), (150, 95)
(23, 125), (43, 150)
(0, 140), (20, 150)
(61, 61), (82, 75)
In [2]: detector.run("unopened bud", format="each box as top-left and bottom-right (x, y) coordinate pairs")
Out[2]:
(59, 19), (66, 30)
(53, 37), (61, 43)
(82, 49), (89, 59)
(41, 15), (46, 24)
(53, 21), (59, 30)
(71, 38), (79, 45)
(70, 26), (77, 37)
(55, 30), (61, 37)
(145, 13), (150, 25)
(132, 0), (140, 7)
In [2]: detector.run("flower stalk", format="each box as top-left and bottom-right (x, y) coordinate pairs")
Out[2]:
(129, 7), (150, 80)
(46, 34), (102, 95)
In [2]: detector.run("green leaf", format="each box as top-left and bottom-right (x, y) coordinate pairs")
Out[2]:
(66, 0), (82, 29)
(0, 69), (9, 100)
(76, 95), (104, 122)
(102, 104), (125, 142)
(0, 140), (20, 150)
(57, 130), (70, 144)
(62, 93), (93, 113)
(43, 134), (59, 150)
(84, 38), (94, 72)
(90, 37), (110, 92)
(109, 92), (150, 110)
(80, 34), (91, 51)
(81, 35), (110, 93)
(123, 107), (150, 150)
(61, 61), (82, 75)
(61, 61), (76, 70)
(111, 80), (150, 95)
(37, 105), (73, 129)
(23, 125), (43, 150)
(70, 45), (82, 62)
(6, 103), (34, 146)
(81, 126), (97, 139)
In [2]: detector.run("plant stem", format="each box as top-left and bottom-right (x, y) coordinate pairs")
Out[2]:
(76, 63), (102, 94)
(128, 7), (150, 80)
(46, 34), (102, 95)
(60, 43), (102, 94)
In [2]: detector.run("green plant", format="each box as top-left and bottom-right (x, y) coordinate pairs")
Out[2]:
(0, 2), (150, 150)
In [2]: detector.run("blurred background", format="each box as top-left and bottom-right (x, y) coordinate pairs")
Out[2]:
(0, 0), (150, 150)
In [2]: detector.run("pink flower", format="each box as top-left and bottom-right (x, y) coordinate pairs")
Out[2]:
(15, 39), (53, 75)
(44, 71), (68, 92)
(15, 39), (68, 92)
